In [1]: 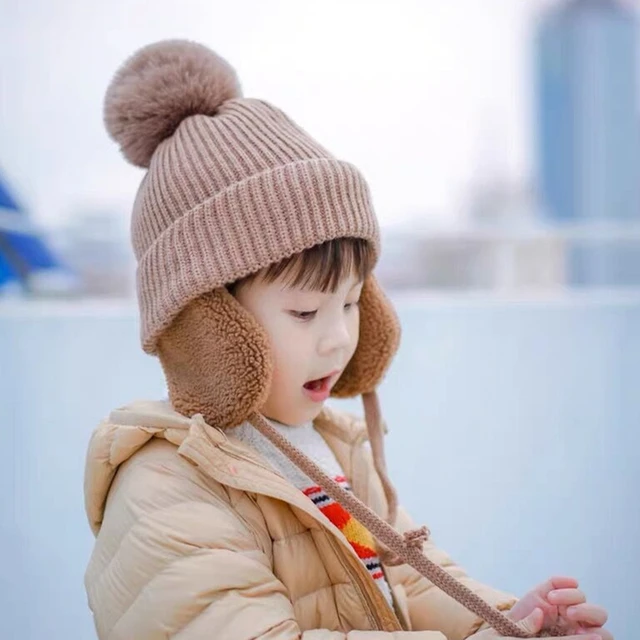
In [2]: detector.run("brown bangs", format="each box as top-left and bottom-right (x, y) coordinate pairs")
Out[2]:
(229, 238), (375, 294)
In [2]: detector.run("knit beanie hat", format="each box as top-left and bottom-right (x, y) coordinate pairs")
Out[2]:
(104, 35), (401, 517)
(104, 39), (379, 355)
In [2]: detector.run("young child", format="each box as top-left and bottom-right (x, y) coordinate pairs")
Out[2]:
(84, 40), (610, 640)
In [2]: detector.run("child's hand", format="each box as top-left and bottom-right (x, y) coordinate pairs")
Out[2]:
(506, 576), (611, 638)
(467, 608), (602, 639)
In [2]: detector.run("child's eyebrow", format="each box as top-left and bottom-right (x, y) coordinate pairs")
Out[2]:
(280, 277), (363, 296)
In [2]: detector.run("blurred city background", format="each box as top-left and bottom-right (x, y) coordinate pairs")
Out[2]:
(1, 1), (637, 639)
(4, 0), (640, 296)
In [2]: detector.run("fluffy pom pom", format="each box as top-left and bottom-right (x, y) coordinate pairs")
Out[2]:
(104, 40), (241, 168)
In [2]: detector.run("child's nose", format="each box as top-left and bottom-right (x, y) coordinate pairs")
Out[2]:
(318, 321), (351, 356)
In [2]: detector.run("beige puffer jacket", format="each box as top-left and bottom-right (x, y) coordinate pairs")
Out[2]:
(84, 400), (516, 639)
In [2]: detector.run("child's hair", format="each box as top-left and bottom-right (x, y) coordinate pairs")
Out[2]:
(228, 238), (375, 295)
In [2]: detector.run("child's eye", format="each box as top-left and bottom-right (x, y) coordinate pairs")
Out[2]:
(344, 301), (359, 311)
(290, 310), (317, 321)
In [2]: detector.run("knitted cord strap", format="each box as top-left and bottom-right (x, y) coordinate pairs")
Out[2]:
(248, 411), (542, 638)
(362, 392), (398, 526)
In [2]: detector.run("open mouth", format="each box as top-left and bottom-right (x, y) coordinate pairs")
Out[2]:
(303, 376), (331, 392)
(302, 370), (340, 402)
(303, 369), (340, 392)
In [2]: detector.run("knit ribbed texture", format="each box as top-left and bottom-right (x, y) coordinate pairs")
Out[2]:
(129, 99), (380, 353)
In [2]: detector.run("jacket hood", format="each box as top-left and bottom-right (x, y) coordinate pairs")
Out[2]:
(84, 399), (198, 535)
(84, 399), (371, 536)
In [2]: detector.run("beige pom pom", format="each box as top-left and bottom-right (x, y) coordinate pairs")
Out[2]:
(104, 39), (241, 168)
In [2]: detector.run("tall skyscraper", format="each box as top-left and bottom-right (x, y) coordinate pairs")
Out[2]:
(535, 0), (640, 285)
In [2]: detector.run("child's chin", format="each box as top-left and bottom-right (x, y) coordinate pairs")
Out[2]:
(264, 402), (324, 427)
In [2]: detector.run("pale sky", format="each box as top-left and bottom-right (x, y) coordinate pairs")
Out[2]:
(0, 0), (544, 229)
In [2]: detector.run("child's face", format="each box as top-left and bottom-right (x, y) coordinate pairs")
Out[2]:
(235, 269), (363, 426)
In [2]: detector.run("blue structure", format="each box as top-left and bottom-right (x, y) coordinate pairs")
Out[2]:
(535, 0), (640, 285)
(0, 168), (69, 295)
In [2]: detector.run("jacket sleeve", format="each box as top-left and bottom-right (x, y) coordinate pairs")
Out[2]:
(384, 507), (517, 640)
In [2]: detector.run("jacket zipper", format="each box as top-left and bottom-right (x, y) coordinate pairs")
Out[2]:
(324, 532), (390, 630)
(199, 425), (399, 631)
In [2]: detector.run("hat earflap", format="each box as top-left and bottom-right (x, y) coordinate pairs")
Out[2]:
(157, 286), (273, 429)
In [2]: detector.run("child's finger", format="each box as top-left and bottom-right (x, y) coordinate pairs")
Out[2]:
(516, 608), (545, 635)
(536, 575), (579, 597)
(567, 603), (608, 627)
(549, 576), (580, 590)
(543, 634), (604, 640)
(577, 628), (612, 640)
(547, 587), (587, 606)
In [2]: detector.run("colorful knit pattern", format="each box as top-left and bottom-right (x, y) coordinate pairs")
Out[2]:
(228, 419), (394, 606)
(303, 476), (392, 605)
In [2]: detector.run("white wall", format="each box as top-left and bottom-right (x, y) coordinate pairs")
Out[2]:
(1, 294), (636, 639)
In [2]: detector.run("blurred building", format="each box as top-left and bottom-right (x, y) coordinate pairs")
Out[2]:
(535, 0), (640, 285)
(0, 169), (77, 297)
(376, 171), (568, 293)
(378, 220), (567, 292)
(466, 179), (567, 289)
